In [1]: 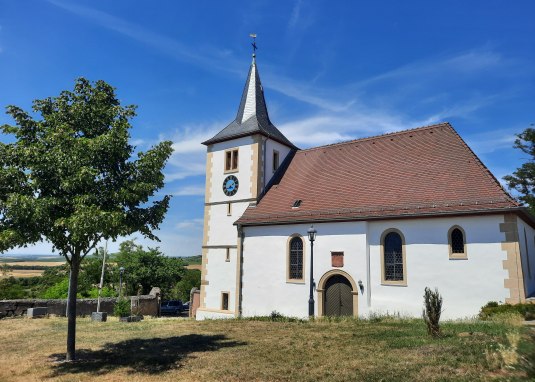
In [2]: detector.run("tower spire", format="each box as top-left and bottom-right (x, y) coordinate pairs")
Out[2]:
(202, 38), (297, 150)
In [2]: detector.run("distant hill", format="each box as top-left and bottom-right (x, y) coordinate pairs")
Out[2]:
(0, 254), (65, 263)
(181, 255), (202, 265)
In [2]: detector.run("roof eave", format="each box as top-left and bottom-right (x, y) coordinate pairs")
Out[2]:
(235, 206), (527, 227)
(202, 129), (298, 149)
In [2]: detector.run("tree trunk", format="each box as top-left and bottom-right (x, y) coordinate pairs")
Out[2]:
(66, 255), (80, 361)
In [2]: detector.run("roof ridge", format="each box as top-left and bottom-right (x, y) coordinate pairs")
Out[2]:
(299, 122), (452, 153)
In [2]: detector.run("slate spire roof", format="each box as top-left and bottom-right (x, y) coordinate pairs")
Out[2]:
(202, 56), (297, 149)
(236, 122), (522, 226)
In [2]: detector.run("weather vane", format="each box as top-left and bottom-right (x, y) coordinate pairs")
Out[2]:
(250, 33), (257, 56)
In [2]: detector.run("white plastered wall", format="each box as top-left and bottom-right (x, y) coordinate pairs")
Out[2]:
(197, 247), (237, 319)
(207, 203), (249, 246)
(198, 136), (260, 319)
(368, 215), (509, 319)
(242, 222), (368, 318)
(517, 217), (535, 297)
(208, 136), (255, 203)
(241, 214), (510, 319)
(263, 138), (292, 187)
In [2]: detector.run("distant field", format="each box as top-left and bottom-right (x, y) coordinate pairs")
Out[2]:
(3, 261), (65, 267)
(1, 269), (45, 278)
(0, 255), (66, 263)
(1, 256), (65, 278)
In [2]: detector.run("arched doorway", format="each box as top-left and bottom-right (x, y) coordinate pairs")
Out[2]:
(317, 270), (358, 317)
(324, 275), (353, 316)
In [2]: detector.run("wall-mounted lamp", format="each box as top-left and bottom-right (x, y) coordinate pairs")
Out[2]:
(358, 280), (364, 294)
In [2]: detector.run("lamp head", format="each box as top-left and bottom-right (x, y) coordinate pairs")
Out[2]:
(307, 225), (317, 242)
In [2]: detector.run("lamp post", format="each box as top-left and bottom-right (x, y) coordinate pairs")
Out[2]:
(119, 267), (125, 298)
(307, 225), (317, 317)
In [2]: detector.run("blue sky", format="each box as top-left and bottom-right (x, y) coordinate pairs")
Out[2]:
(0, 0), (534, 257)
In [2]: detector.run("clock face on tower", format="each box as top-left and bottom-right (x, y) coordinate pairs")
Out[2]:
(222, 175), (239, 196)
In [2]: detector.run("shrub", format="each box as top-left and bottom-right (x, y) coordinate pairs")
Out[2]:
(422, 287), (443, 337)
(244, 311), (305, 323)
(85, 286), (116, 299)
(479, 301), (535, 320)
(0, 277), (25, 299)
(41, 278), (70, 299)
(113, 298), (131, 317)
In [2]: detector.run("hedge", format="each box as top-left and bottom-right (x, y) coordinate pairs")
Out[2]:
(479, 301), (535, 320)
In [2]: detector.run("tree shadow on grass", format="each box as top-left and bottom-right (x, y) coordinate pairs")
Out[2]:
(49, 334), (246, 376)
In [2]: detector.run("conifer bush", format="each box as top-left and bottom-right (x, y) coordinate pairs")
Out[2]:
(423, 287), (443, 337)
(113, 298), (131, 318)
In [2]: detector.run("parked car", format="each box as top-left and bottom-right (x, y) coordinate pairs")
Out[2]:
(182, 301), (190, 311)
(160, 300), (183, 315)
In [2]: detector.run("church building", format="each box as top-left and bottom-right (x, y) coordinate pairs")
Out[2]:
(196, 54), (535, 320)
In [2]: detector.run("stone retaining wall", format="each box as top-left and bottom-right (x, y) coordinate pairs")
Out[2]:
(0, 294), (159, 318)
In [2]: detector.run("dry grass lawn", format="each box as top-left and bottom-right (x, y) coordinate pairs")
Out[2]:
(0, 315), (533, 382)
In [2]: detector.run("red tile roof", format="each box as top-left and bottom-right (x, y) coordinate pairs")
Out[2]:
(236, 123), (519, 226)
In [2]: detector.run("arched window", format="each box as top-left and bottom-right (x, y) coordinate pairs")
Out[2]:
(380, 229), (406, 285)
(448, 226), (467, 259)
(288, 236), (304, 281)
(384, 232), (403, 281)
(451, 229), (464, 253)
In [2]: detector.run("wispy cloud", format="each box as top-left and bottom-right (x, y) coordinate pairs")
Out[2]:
(44, 1), (527, 184)
(465, 128), (518, 155)
(47, 0), (242, 76)
(280, 109), (435, 148)
(265, 72), (357, 112)
(163, 122), (221, 182)
(175, 218), (204, 230)
(356, 48), (505, 88)
(288, 0), (303, 29)
(171, 186), (205, 197)
(420, 94), (504, 125)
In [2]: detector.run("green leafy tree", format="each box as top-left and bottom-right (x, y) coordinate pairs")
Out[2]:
(504, 126), (535, 214)
(170, 269), (201, 301)
(115, 240), (185, 297)
(78, 248), (117, 293)
(0, 78), (173, 361)
(42, 278), (71, 299)
(0, 277), (25, 299)
(0, 262), (11, 277)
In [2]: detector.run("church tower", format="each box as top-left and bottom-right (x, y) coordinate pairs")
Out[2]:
(196, 52), (297, 319)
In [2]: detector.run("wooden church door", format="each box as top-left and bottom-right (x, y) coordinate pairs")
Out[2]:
(324, 275), (353, 316)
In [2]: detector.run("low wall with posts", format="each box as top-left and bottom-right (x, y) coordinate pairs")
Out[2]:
(0, 293), (159, 318)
